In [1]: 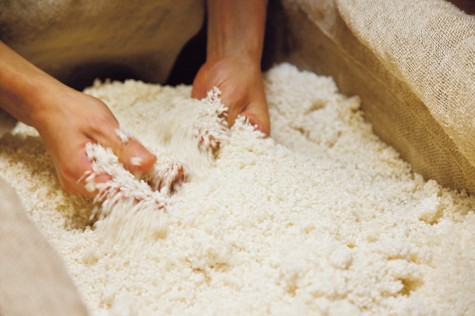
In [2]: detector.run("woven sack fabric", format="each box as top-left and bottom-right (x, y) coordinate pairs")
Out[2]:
(0, 0), (204, 86)
(280, 0), (475, 193)
(0, 0), (204, 143)
(0, 176), (88, 315)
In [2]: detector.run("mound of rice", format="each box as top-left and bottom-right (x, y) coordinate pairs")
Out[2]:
(0, 64), (473, 315)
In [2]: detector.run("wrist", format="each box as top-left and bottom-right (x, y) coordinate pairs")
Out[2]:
(1, 72), (62, 128)
(205, 0), (267, 65)
(28, 78), (69, 130)
(0, 42), (65, 128)
(206, 34), (262, 64)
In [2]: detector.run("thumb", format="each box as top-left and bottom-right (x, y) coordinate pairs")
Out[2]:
(118, 138), (157, 174)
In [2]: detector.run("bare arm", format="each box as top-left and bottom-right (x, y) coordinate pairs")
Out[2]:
(192, 0), (270, 135)
(0, 41), (156, 196)
(0, 41), (54, 126)
(206, 0), (267, 63)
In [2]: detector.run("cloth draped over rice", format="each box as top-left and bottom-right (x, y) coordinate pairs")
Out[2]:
(274, 0), (475, 193)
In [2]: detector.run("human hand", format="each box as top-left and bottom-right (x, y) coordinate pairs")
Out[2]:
(193, 0), (270, 135)
(0, 42), (156, 197)
(192, 56), (270, 136)
(31, 84), (156, 197)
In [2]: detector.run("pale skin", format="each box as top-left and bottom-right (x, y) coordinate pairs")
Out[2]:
(0, 0), (270, 197)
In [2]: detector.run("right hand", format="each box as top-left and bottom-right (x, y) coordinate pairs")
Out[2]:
(30, 83), (156, 197)
(192, 56), (270, 136)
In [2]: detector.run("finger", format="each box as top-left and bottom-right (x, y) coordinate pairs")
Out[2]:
(92, 173), (113, 185)
(80, 172), (112, 198)
(226, 107), (241, 128)
(220, 95), (245, 129)
(147, 161), (185, 194)
(191, 80), (207, 100)
(241, 103), (271, 136)
(191, 65), (210, 99)
(94, 128), (157, 175)
(118, 138), (157, 174)
(60, 148), (112, 198)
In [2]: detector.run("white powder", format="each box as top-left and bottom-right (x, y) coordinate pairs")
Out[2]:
(0, 64), (474, 315)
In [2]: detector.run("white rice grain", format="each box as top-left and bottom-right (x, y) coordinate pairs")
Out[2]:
(0, 64), (473, 315)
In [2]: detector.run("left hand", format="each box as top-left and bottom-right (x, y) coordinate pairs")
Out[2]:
(192, 56), (270, 136)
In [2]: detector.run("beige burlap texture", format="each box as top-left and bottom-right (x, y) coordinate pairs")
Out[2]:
(0, 0), (204, 86)
(278, 0), (475, 193)
(0, 176), (88, 316)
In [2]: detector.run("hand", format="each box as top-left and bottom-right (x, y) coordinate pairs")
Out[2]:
(194, 0), (270, 135)
(192, 56), (270, 136)
(0, 42), (156, 197)
(31, 83), (156, 197)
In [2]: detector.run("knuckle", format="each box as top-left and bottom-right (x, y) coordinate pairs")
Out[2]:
(90, 114), (116, 133)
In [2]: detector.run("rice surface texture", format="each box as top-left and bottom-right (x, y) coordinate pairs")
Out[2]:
(0, 64), (474, 316)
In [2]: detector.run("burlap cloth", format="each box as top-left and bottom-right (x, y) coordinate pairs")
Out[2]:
(275, 0), (475, 193)
(0, 177), (89, 315)
(0, 0), (204, 86)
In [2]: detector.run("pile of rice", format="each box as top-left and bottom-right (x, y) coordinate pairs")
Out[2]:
(0, 64), (473, 315)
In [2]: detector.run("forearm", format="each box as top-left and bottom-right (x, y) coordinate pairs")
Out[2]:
(206, 0), (268, 63)
(0, 41), (59, 126)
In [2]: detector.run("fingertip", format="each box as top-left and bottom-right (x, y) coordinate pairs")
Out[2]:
(191, 84), (204, 100)
(60, 152), (96, 197)
(244, 113), (270, 137)
(226, 110), (239, 129)
(134, 151), (157, 172)
(94, 172), (112, 184)
(258, 120), (271, 137)
(121, 140), (157, 173)
(78, 172), (111, 198)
